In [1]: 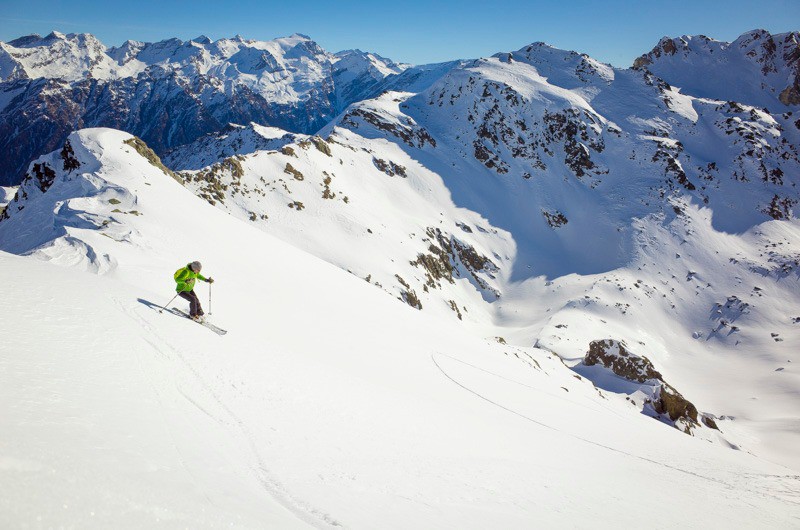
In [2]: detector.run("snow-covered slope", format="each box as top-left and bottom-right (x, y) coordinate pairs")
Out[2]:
(151, 39), (800, 471)
(332, 49), (410, 109)
(2, 128), (799, 528)
(163, 123), (305, 171)
(0, 185), (16, 212)
(0, 31), (117, 81)
(634, 29), (800, 109)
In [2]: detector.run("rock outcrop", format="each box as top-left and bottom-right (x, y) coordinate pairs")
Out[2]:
(582, 339), (714, 434)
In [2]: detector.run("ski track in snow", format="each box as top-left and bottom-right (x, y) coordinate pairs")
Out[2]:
(434, 351), (628, 420)
(431, 352), (800, 508)
(122, 297), (342, 529)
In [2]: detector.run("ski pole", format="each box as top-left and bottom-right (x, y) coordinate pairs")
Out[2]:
(208, 282), (212, 316)
(159, 293), (180, 313)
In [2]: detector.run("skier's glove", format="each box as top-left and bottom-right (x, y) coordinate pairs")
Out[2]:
(208, 277), (215, 283)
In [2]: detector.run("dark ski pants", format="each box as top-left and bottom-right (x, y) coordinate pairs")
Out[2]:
(178, 290), (204, 317)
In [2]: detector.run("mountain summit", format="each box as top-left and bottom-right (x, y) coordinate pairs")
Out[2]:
(634, 29), (800, 109)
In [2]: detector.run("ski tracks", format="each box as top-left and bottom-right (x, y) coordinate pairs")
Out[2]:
(116, 296), (344, 529)
(430, 352), (800, 509)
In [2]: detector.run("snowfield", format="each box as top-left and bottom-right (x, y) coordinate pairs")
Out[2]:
(1, 128), (799, 528)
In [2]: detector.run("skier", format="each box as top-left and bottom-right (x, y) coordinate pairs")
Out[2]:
(174, 261), (214, 321)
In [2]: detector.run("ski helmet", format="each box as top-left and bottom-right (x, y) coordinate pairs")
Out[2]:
(190, 261), (202, 272)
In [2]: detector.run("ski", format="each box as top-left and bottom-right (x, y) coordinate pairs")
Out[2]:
(167, 308), (227, 335)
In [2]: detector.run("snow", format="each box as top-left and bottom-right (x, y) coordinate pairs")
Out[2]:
(3, 27), (800, 526)
(636, 30), (800, 110)
(1, 128), (798, 528)
(164, 123), (305, 171)
(161, 39), (800, 474)
(0, 186), (16, 207)
(0, 32), (404, 108)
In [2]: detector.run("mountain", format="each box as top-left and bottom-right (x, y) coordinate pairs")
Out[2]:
(1, 29), (800, 526)
(332, 49), (410, 108)
(133, 37), (800, 470)
(634, 29), (800, 109)
(0, 32), (431, 186)
(1, 128), (798, 528)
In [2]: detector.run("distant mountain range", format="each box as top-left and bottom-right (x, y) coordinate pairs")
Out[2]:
(0, 32), (434, 185)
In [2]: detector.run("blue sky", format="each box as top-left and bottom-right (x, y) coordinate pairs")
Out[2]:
(1, 0), (798, 66)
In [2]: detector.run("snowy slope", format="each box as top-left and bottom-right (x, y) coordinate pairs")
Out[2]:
(163, 123), (306, 171)
(634, 29), (800, 109)
(156, 39), (800, 471)
(0, 31), (117, 81)
(1, 128), (799, 528)
(332, 49), (410, 109)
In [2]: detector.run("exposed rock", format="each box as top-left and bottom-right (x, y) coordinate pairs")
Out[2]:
(341, 108), (436, 148)
(372, 157), (407, 177)
(779, 85), (800, 105)
(542, 210), (568, 228)
(653, 384), (698, 424)
(29, 162), (57, 193)
(582, 339), (705, 434)
(395, 274), (422, 309)
(410, 227), (498, 298)
(60, 140), (80, 171)
(311, 136), (332, 157)
(284, 163), (305, 181)
(583, 339), (662, 383)
(123, 137), (182, 184)
(764, 194), (796, 220)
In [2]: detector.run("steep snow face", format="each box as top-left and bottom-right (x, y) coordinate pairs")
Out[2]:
(634, 30), (800, 109)
(2, 128), (800, 529)
(374, 59), (467, 96)
(0, 185), (16, 221)
(332, 49), (410, 108)
(159, 40), (800, 470)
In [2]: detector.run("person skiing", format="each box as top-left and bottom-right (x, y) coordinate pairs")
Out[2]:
(174, 261), (214, 321)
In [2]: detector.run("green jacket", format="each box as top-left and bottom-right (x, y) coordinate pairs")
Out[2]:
(174, 264), (208, 292)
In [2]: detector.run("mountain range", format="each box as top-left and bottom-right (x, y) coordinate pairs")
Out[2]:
(1, 28), (799, 527)
(0, 31), (424, 186)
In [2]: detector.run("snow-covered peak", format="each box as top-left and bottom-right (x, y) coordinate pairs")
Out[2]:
(0, 32), (399, 102)
(634, 29), (800, 109)
(492, 41), (616, 87)
(334, 49), (410, 77)
(0, 31), (116, 81)
(0, 31), (418, 185)
(331, 48), (411, 108)
(3, 32), (398, 105)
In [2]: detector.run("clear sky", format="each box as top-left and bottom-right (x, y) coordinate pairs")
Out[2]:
(1, 0), (798, 67)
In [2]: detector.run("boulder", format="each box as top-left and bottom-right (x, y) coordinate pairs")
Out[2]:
(582, 339), (707, 434)
(583, 339), (662, 383)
